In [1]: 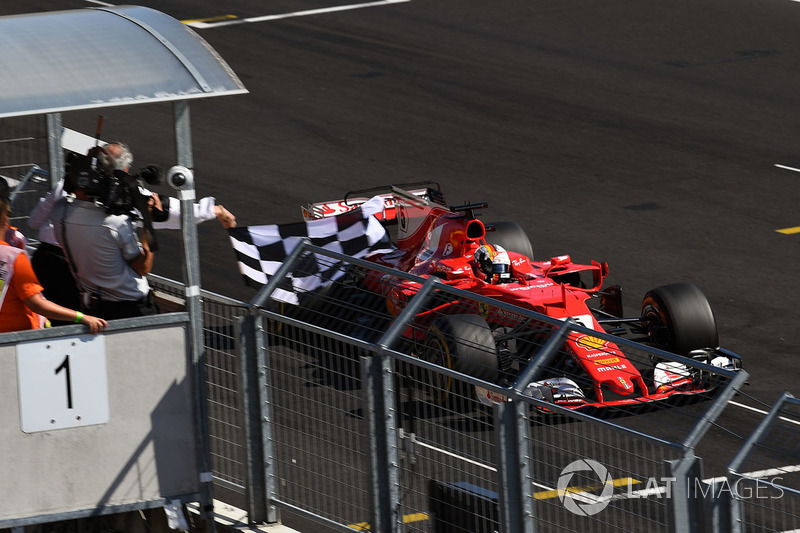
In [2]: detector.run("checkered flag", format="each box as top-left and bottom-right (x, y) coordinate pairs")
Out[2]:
(228, 196), (393, 304)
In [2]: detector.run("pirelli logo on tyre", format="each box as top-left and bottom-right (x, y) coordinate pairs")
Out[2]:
(576, 335), (608, 351)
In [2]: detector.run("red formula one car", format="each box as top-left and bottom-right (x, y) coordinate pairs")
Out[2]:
(301, 183), (742, 411)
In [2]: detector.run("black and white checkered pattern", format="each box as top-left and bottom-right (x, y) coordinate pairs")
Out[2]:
(228, 197), (393, 304)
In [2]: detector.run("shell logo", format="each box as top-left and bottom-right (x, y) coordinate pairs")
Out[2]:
(577, 335), (608, 351)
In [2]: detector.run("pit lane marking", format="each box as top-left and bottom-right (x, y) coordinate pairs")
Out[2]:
(183, 0), (411, 29)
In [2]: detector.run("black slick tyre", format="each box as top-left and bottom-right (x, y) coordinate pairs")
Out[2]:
(485, 221), (534, 260)
(641, 283), (718, 355)
(424, 314), (498, 405)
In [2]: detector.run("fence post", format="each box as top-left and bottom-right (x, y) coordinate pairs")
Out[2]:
(173, 100), (216, 525)
(363, 354), (400, 533)
(46, 113), (64, 188)
(495, 400), (535, 533)
(665, 453), (705, 533)
(238, 314), (279, 524)
(727, 392), (796, 533)
(662, 368), (750, 533)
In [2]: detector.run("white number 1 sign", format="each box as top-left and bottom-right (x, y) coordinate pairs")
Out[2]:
(16, 336), (109, 433)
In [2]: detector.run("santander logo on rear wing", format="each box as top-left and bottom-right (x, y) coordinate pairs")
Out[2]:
(301, 188), (431, 221)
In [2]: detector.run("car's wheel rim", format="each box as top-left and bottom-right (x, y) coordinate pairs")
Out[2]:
(425, 334), (453, 403)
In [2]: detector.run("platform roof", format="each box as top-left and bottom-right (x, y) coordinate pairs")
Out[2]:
(0, 5), (247, 119)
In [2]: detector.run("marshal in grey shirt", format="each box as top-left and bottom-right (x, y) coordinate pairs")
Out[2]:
(51, 197), (150, 302)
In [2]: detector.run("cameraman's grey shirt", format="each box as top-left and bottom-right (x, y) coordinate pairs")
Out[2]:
(51, 197), (149, 302)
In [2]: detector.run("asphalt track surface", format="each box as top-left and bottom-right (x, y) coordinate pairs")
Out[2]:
(4, 0), (800, 529)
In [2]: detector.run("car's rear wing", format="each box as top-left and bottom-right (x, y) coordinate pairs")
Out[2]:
(301, 181), (445, 221)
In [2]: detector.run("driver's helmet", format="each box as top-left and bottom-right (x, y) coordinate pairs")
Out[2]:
(475, 244), (512, 283)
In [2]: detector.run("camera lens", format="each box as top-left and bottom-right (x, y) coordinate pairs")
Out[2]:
(171, 173), (186, 187)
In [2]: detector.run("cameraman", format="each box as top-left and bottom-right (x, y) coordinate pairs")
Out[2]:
(51, 142), (158, 320)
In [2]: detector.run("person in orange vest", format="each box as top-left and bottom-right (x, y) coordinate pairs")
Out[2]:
(0, 193), (106, 334)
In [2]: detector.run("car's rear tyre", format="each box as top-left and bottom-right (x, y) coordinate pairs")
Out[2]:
(485, 221), (534, 260)
(424, 314), (498, 405)
(641, 283), (719, 355)
(265, 298), (287, 337)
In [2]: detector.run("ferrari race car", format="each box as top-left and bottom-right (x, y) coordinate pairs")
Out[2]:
(299, 183), (743, 411)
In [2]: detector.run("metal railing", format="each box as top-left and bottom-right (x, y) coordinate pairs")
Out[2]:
(8, 197), (798, 532)
(215, 241), (800, 533)
(728, 393), (800, 533)
(148, 275), (252, 510)
(4, 121), (799, 529)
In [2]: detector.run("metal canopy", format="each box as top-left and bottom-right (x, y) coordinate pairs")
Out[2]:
(0, 5), (247, 118)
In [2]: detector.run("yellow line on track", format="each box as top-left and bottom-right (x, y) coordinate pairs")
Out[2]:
(349, 513), (428, 530)
(347, 477), (642, 528)
(776, 227), (800, 234)
(534, 477), (640, 500)
(180, 14), (238, 24)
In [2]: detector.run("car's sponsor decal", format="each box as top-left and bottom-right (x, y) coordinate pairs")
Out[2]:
(576, 335), (608, 351)
(476, 386), (508, 406)
(593, 356), (620, 365)
(597, 364), (628, 372)
(506, 282), (553, 290)
(397, 202), (408, 231)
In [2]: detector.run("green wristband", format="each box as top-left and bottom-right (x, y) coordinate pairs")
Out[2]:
(74, 311), (83, 324)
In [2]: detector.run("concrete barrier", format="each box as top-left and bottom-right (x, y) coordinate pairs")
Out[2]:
(0, 315), (206, 528)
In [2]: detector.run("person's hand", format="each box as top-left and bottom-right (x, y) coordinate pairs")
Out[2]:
(79, 314), (108, 334)
(147, 193), (163, 212)
(214, 205), (236, 228)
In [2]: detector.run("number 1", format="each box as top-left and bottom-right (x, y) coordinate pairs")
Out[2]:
(55, 355), (73, 409)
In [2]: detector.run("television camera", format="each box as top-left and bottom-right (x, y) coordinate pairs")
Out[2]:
(64, 150), (164, 250)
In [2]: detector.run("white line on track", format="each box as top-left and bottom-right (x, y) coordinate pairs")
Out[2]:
(775, 163), (800, 173)
(85, 0), (116, 6)
(185, 0), (411, 29)
(415, 439), (497, 473)
(417, 428), (800, 502)
(415, 438), (582, 493)
(730, 400), (800, 427)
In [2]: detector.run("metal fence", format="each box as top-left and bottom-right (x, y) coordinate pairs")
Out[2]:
(215, 241), (800, 533)
(5, 116), (800, 532)
(728, 393), (800, 533)
(0, 116), (48, 181)
(36, 240), (798, 533)
(0, 117), (52, 241)
(148, 275), (252, 510)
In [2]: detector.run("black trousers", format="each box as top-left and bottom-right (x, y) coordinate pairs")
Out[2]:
(88, 293), (159, 321)
(31, 243), (80, 326)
